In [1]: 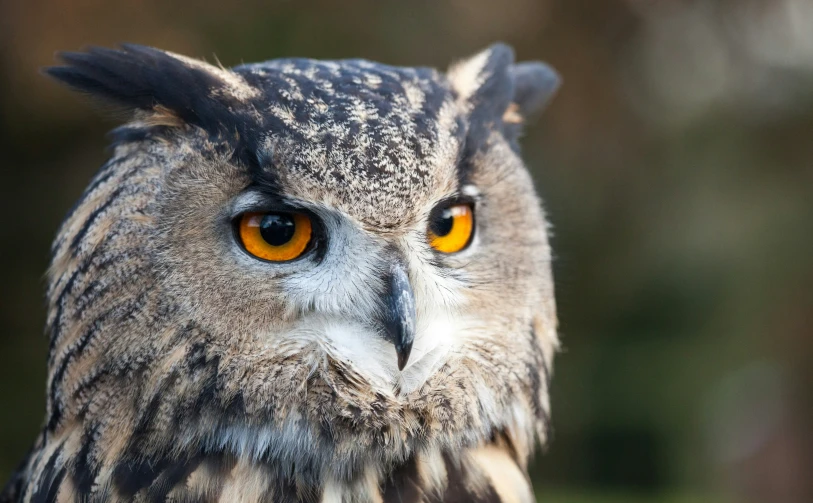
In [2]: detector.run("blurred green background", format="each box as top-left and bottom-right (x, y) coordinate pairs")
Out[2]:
(1, 0), (811, 502)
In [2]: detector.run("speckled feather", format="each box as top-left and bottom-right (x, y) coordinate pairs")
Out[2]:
(1, 43), (560, 502)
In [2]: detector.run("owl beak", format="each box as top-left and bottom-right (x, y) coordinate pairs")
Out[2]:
(382, 263), (416, 371)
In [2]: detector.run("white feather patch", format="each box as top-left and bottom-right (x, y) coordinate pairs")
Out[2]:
(447, 48), (492, 104)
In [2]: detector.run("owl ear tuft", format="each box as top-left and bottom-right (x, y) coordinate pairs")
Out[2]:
(510, 61), (560, 120)
(44, 44), (257, 132)
(447, 43), (516, 124)
(448, 43), (560, 140)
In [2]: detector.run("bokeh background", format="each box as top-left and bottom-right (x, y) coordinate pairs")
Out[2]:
(1, 0), (812, 501)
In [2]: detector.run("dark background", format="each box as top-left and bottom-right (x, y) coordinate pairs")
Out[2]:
(1, 1), (811, 502)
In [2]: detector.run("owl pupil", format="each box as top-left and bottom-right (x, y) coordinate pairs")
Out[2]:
(260, 213), (296, 246)
(430, 209), (454, 237)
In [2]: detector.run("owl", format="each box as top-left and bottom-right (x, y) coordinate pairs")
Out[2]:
(1, 43), (560, 502)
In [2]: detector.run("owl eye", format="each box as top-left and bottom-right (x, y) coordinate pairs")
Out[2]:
(427, 203), (474, 253)
(237, 212), (313, 262)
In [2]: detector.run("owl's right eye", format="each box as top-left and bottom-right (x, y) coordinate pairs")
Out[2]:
(237, 212), (313, 262)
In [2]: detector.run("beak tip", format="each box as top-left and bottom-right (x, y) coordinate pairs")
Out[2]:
(396, 343), (413, 371)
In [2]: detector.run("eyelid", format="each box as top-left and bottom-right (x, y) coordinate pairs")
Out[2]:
(435, 184), (480, 209)
(429, 194), (478, 219)
(229, 191), (302, 218)
(230, 191), (271, 217)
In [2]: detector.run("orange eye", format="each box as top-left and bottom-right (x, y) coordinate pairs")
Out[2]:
(427, 203), (474, 253)
(238, 211), (312, 262)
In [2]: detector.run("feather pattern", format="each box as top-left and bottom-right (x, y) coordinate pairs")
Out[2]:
(3, 440), (532, 502)
(3, 43), (559, 502)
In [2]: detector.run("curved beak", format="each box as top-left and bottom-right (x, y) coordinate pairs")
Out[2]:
(381, 263), (416, 371)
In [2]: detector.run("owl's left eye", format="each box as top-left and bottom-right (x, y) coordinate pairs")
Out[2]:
(237, 212), (313, 262)
(427, 203), (474, 254)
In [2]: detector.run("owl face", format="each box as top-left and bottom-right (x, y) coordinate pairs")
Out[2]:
(44, 44), (559, 478)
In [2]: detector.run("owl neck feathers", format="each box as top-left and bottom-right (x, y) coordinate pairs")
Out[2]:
(36, 323), (545, 499)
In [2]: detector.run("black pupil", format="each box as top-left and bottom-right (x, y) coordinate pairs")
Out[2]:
(260, 213), (296, 246)
(430, 208), (454, 237)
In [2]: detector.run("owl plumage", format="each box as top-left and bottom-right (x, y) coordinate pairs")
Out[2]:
(1, 43), (560, 502)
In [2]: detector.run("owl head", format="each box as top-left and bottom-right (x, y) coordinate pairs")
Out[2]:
(42, 43), (559, 488)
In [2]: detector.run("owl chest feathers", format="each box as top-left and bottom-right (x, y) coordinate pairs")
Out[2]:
(11, 433), (533, 502)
